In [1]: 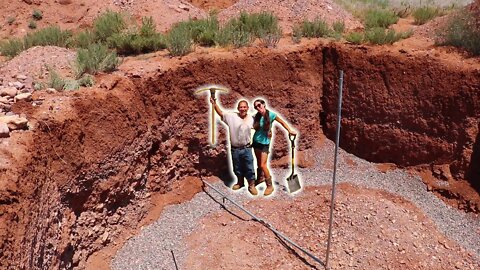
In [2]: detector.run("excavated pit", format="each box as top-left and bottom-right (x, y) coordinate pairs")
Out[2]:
(0, 43), (479, 269)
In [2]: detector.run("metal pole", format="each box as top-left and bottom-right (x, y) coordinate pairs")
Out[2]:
(325, 70), (344, 269)
(202, 180), (325, 267)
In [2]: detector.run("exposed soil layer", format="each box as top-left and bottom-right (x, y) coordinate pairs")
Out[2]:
(0, 40), (479, 269)
(184, 184), (479, 270)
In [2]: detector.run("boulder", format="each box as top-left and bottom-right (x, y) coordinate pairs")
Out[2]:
(0, 87), (17, 98)
(14, 93), (32, 103)
(0, 115), (29, 131)
(0, 122), (9, 138)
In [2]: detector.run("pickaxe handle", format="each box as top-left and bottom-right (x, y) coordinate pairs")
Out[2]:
(210, 89), (216, 145)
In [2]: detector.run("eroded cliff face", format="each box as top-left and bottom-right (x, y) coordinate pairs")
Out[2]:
(322, 45), (479, 191)
(0, 43), (478, 269)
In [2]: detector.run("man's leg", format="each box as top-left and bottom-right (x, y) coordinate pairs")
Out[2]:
(243, 148), (258, 196)
(231, 149), (245, 190)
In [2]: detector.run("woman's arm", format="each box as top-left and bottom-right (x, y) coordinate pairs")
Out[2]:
(275, 116), (297, 136)
(210, 97), (224, 118)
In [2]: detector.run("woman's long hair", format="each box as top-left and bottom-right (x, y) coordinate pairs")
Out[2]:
(253, 99), (271, 137)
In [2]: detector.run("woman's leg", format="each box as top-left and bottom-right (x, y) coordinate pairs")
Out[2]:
(254, 148), (264, 185)
(259, 151), (271, 179)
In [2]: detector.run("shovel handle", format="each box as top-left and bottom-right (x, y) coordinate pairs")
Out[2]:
(289, 134), (296, 148)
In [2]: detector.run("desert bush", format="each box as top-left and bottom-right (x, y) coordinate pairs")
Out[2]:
(28, 20), (37, 29)
(166, 22), (193, 56)
(108, 17), (167, 55)
(48, 69), (66, 91)
(260, 27), (282, 48)
(236, 11), (279, 38)
(297, 18), (332, 38)
(93, 10), (126, 42)
(73, 30), (96, 48)
(413, 6), (441, 25)
(332, 21), (346, 34)
(435, 10), (480, 56)
(364, 27), (409, 44)
(108, 31), (167, 55)
(32, 9), (43, 20)
(0, 38), (24, 57)
(63, 79), (80, 91)
(23, 26), (72, 48)
(292, 25), (302, 43)
(77, 74), (95, 87)
(74, 43), (120, 78)
(184, 16), (219, 47)
(345, 32), (364, 44)
(364, 9), (398, 29)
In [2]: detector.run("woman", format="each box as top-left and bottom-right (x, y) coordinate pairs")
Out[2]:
(252, 99), (296, 196)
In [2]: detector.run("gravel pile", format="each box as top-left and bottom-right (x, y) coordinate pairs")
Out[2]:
(112, 138), (479, 269)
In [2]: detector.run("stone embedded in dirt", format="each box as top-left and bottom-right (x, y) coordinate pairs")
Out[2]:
(0, 122), (9, 138)
(46, 88), (57, 94)
(58, 0), (73, 4)
(14, 93), (32, 103)
(0, 115), (28, 131)
(12, 81), (25, 90)
(0, 87), (18, 98)
(16, 74), (27, 80)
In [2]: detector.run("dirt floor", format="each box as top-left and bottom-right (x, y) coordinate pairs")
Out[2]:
(0, 0), (479, 269)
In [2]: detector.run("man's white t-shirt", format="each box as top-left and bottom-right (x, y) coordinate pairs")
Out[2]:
(222, 112), (254, 147)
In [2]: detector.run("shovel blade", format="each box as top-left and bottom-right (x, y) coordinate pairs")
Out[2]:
(287, 174), (301, 194)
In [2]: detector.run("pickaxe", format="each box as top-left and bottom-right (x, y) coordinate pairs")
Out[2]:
(194, 84), (229, 145)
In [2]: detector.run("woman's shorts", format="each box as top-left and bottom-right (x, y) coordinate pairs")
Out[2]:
(252, 142), (270, 153)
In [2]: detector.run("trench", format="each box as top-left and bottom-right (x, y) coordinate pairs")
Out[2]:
(0, 43), (479, 269)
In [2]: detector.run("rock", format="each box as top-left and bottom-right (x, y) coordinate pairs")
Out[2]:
(0, 87), (17, 98)
(13, 82), (25, 90)
(0, 115), (29, 131)
(58, 0), (72, 4)
(0, 103), (12, 112)
(179, 4), (190, 11)
(0, 96), (9, 103)
(16, 74), (27, 80)
(0, 123), (9, 138)
(46, 88), (57, 94)
(14, 93), (32, 103)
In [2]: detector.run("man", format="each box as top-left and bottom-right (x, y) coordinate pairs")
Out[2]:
(210, 96), (258, 196)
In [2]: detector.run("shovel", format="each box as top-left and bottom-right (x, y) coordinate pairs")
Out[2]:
(286, 134), (301, 193)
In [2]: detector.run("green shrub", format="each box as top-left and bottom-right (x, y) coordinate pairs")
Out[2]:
(435, 10), (480, 55)
(298, 18), (331, 38)
(74, 43), (120, 78)
(28, 20), (37, 29)
(260, 27), (281, 48)
(48, 69), (66, 91)
(0, 38), (24, 57)
(292, 25), (302, 43)
(139, 16), (156, 37)
(364, 9), (398, 29)
(108, 31), (166, 55)
(63, 79), (80, 91)
(77, 74), (95, 87)
(23, 26), (72, 48)
(93, 10), (126, 42)
(233, 11), (279, 38)
(364, 27), (406, 44)
(332, 21), (345, 34)
(32, 9), (43, 20)
(345, 32), (364, 44)
(413, 6), (441, 25)
(183, 16), (219, 47)
(73, 30), (96, 48)
(166, 22), (193, 56)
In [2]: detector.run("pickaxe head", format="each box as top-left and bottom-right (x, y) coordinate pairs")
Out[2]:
(194, 84), (229, 98)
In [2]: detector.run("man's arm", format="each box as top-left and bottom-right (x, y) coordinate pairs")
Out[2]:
(210, 97), (224, 118)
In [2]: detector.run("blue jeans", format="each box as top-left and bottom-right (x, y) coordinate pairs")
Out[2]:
(231, 147), (255, 181)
